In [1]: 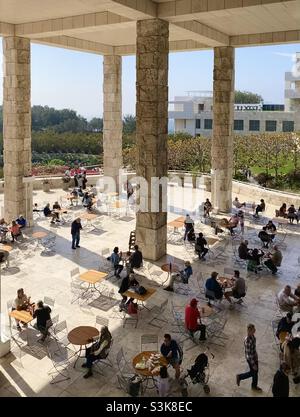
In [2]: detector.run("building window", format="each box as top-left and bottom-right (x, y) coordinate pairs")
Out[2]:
(234, 120), (244, 131)
(265, 120), (277, 132)
(204, 119), (213, 130)
(196, 119), (201, 129)
(198, 104), (204, 112)
(249, 120), (260, 131)
(282, 121), (294, 132)
(184, 119), (186, 129)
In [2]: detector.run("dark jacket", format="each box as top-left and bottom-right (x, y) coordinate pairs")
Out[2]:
(33, 305), (51, 328)
(196, 236), (207, 250)
(71, 220), (82, 235)
(205, 277), (223, 299)
(238, 244), (249, 260)
(130, 250), (143, 268)
(43, 206), (51, 217)
(276, 317), (295, 339)
(272, 369), (289, 397)
(119, 276), (130, 294)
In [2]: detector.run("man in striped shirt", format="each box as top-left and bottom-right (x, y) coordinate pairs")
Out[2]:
(236, 324), (262, 392)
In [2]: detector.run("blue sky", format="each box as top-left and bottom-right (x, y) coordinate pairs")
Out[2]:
(0, 40), (299, 119)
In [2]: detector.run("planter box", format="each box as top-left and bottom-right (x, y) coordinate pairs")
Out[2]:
(42, 183), (50, 192)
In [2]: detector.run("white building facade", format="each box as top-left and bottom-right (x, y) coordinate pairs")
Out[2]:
(169, 57), (300, 137)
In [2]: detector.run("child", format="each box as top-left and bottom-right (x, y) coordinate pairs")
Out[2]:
(156, 366), (170, 397)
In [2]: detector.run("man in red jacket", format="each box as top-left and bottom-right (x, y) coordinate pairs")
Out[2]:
(185, 298), (206, 341)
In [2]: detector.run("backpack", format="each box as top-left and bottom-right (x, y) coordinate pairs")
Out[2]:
(136, 286), (147, 295)
(127, 301), (138, 315)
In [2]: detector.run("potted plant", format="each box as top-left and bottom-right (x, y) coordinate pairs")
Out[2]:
(42, 179), (50, 192)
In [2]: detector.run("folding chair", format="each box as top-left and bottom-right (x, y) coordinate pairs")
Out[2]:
(53, 320), (70, 348)
(148, 299), (169, 328)
(206, 310), (229, 347)
(70, 267), (80, 280)
(92, 337), (114, 375)
(116, 347), (132, 376)
(47, 345), (72, 384)
(95, 315), (109, 330)
(140, 334), (159, 352)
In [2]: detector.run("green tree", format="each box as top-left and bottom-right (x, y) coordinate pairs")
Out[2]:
(234, 90), (263, 104)
(123, 115), (136, 134)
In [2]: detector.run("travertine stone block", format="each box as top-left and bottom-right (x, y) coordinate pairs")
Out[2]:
(135, 19), (169, 261)
(103, 55), (122, 187)
(211, 46), (235, 212)
(3, 37), (33, 224)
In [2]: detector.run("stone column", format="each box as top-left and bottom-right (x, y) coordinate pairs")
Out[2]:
(211, 46), (235, 212)
(103, 55), (122, 189)
(3, 37), (33, 225)
(135, 19), (169, 261)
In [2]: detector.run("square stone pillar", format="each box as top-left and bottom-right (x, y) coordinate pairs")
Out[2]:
(3, 37), (33, 225)
(211, 46), (235, 213)
(103, 55), (122, 189)
(135, 19), (169, 261)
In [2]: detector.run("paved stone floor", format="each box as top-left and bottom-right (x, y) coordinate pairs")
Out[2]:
(0, 184), (299, 397)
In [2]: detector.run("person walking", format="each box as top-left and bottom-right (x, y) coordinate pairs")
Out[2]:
(71, 217), (82, 250)
(272, 363), (290, 397)
(236, 324), (262, 392)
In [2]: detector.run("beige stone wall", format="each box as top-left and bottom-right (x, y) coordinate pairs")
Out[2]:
(3, 37), (33, 224)
(211, 46), (235, 212)
(103, 55), (122, 187)
(135, 19), (169, 261)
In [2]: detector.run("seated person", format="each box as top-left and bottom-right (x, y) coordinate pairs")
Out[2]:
(52, 202), (62, 222)
(258, 227), (272, 248)
(276, 313), (298, 340)
(264, 245), (282, 275)
(275, 203), (287, 218)
(277, 285), (300, 313)
(82, 326), (112, 379)
(296, 206), (300, 224)
(233, 197), (246, 209)
(110, 247), (123, 278)
(43, 203), (58, 224)
(16, 215), (26, 229)
(160, 334), (182, 379)
(205, 271), (223, 303)
(247, 248), (264, 273)
(0, 249), (9, 268)
(118, 270), (138, 310)
(203, 199), (212, 217)
(0, 218), (9, 243)
(295, 284), (300, 298)
(33, 203), (41, 213)
(185, 298), (206, 341)
(33, 300), (52, 342)
(69, 189), (78, 205)
(287, 204), (297, 223)
(184, 214), (194, 241)
(238, 240), (251, 260)
(164, 261), (193, 292)
(10, 220), (21, 242)
(156, 366), (170, 398)
(265, 220), (277, 240)
(224, 270), (246, 305)
(223, 214), (239, 235)
(82, 192), (93, 210)
(186, 226), (196, 242)
(282, 337), (300, 376)
(254, 199), (265, 217)
(12, 288), (33, 330)
(129, 245), (143, 270)
(195, 233), (208, 260)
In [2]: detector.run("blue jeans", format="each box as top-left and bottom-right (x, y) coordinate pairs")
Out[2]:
(72, 232), (80, 248)
(238, 361), (258, 388)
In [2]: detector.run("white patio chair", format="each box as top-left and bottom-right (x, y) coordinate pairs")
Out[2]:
(95, 315), (109, 330)
(47, 345), (72, 384)
(148, 299), (169, 328)
(43, 296), (55, 308)
(140, 334), (159, 352)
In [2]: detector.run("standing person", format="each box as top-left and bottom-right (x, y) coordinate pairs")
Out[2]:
(82, 172), (87, 190)
(77, 174), (84, 189)
(160, 334), (182, 380)
(10, 220), (21, 242)
(71, 218), (82, 250)
(183, 214), (194, 241)
(203, 198), (212, 217)
(236, 324), (262, 392)
(185, 298), (206, 341)
(33, 300), (52, 342)
(238, 210), (245, 234)
(74, 172), (78, 187)
(272, 363), (290, 397)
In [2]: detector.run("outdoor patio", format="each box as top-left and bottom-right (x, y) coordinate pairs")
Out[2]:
(0, 184), (299, 397)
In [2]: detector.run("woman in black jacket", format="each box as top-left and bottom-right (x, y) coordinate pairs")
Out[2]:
(272, 363), (290, 397)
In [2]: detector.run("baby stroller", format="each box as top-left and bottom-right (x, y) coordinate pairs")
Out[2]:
(180, 349), (214, 396)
